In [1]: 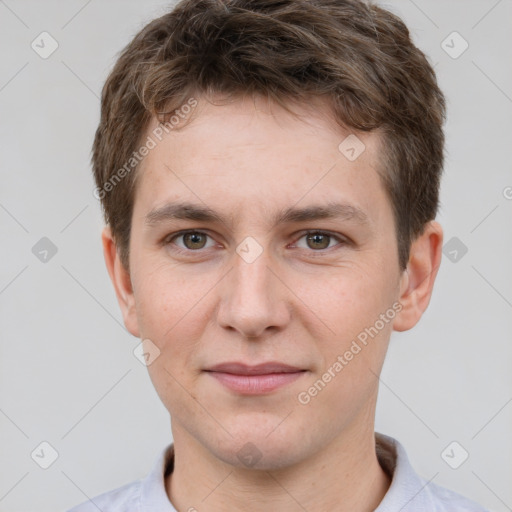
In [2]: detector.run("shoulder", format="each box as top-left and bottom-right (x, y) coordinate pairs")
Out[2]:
(66, 444), (175, 512)
(423, 479), (491, 512)
(66, 479), (142, 512)
(375, 433), (490, 512)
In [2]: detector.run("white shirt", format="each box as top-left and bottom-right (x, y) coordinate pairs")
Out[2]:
(67, 433), (489, 511)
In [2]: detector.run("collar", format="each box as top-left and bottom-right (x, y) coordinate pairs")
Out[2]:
(139, 433), (438, 511)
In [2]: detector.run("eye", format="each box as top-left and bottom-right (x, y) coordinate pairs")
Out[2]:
(163, 229), (349, 255)
(293, 231), (347, 251)
(165, 230), (216, 251)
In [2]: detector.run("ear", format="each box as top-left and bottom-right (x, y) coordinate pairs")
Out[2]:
(393, 220), (443, 332)
(101, 226), (140, 337)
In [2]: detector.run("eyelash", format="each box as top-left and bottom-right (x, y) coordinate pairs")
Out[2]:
(163, 230), (349, 255)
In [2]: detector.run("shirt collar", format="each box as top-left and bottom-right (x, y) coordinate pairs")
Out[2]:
(139, 443), (176, 511)
(139, 433), (435, 512)
(374, 432), (434, 511)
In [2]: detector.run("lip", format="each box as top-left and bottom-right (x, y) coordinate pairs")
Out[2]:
(206, 362), (303, 375)
(204, 362), (307, 394)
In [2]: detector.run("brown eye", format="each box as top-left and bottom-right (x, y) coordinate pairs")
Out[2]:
(166, 230), (215, 252)
(182, 232), (208, 250)
(293, 231), (347, 252)
(305, 232), (331, 250)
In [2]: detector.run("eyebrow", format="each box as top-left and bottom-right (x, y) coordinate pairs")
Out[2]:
(144, 200), (369, 229)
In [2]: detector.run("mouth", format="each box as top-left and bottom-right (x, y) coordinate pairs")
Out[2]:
(204, 362), (307, 394)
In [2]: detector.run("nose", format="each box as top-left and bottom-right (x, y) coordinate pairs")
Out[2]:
(216, 248), (291, 340)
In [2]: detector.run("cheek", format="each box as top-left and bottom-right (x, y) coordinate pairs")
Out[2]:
(302, 266), (396, 378)
(138, 270), (206, 414)
(131, 268), (212, 400)
(132, 260), (203, 336)
(301, 262), (394, 332)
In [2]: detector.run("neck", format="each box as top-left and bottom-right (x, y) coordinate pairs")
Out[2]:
(166, 411), (391, 512)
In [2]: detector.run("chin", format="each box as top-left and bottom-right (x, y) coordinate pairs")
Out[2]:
(206, 424), (308, 471)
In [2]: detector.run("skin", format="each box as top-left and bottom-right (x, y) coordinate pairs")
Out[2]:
(103, 94), (443, 512)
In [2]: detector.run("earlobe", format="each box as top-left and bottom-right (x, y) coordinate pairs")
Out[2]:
(393, 221), (443, 332)
(101, 226), (140, 337)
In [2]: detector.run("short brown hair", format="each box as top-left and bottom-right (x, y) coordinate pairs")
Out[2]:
(93, 0), (446, 271)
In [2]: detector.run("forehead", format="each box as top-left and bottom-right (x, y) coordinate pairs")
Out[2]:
(134, 95), (391, 231)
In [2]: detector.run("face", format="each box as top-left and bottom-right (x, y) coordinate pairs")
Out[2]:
(108, 94), (424, 470)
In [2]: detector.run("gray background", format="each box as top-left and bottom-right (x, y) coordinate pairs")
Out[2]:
(0, 1), (511, 511)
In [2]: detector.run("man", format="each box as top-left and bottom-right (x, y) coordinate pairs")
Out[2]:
(69, 0), (489, 510)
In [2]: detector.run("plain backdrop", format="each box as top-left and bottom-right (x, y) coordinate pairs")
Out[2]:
(0, 1), (511, 511)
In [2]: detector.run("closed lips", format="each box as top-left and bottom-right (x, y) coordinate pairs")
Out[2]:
(205, 362), (305, 375)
